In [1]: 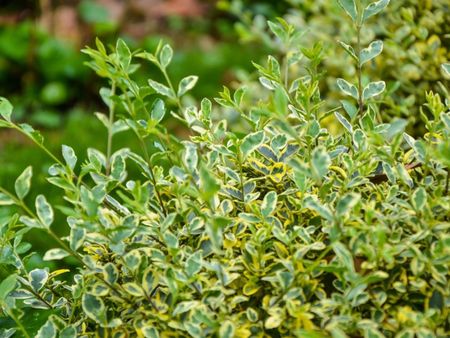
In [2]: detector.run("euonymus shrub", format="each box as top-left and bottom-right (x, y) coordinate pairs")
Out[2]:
(224, 0), (449, 125)
(0, 1), (449, 337)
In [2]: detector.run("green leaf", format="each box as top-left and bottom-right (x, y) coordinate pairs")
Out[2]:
(362, 81), (385, 100)
(15, 166), (33, 200)
(148, 79), (173, 98)
(116, 39), (131, 70)
(59, 326), (77, 338)
(397, 163), (413, 188)
(363, 0), (390, 21)
(442, 63), (450, 77)
(111, 155), (125, 180)
(336, 193), (360, 217)
(159, 44), (173, 68)
(62, 145), (77, 170)
(219, 321), (235, 338)
(142, 327), (159, 338)
(261, 191), (277, 218)
(360, 40), (383, 65)
(333, 242), (355, 273)
(124, 250), (142, 271)
(0, 192), (15, 206)
(123, 283), (144, 297)
(337, 78), (358, 99)
(103, 263), (119, 284)
(43, 248), (70, 261)
(304, 196), (333, 221)
(200, 166), (220, 202)
(82, 293), (106, 324)
(178, 75), (198, 97)
(183, 142), (198, 171)
(70, 227), (86, 251)
(411, 187), (426, 211)
(311, 146), (331, 179)
(241, 131), (265, 159)
(36, 195), (54, 228)
(339, 41), (358, 61)
(29, 268), (49, 292)
(151, 99), (166, 123)
(20, 215), (43, 228)
(0, 97), (13, 122)
(0, 274), (17, 301)
(337, 0), (358, 22)
(173, 301), (198, 316)
(335, 111), (353, 133)
(185, 251), (202, 277)
(36, 320), (57, 338)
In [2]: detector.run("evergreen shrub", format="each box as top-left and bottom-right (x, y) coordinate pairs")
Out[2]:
(0, 0), (449, 336)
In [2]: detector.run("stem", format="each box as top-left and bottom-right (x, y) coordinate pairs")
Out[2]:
(105, 82), (117, 176)
(356, 24), (364, 115)
(5, 308), (30, 338)
(236, 151), (246, 204)
(161, 67), (183, 112)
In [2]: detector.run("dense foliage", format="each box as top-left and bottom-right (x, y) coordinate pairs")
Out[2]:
(225, 0), (449, 127)
(0, 0), (449, 337)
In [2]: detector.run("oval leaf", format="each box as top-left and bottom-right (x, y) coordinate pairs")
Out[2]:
(15, 166), (33, 200)
(337, 78), (358, 99)
(362, 81), (385, 100)
(360, 40), (383, 65)
(36, 195), (54, 228)
(178, 76), (198, 97)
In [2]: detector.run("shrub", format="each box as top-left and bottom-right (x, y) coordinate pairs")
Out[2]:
(224, 0), (450, 127)
(0, 1), (449, 337)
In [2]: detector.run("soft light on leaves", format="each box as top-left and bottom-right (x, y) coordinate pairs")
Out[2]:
(337, 78), (358, 99)
(177, 75), (198, 97)
(0, 97), (13, 122)
(36, 195), (54, 228)
(363, 0), (390, 21)
(43, 248), (70, 261)
(360, 40), (383, 65)
(241, 131), (265, 159)
(62, 145), (77, 170)
(363, 81), (386, 100)
(15, 166), (33, 200)
(59, 326), (77, 338)
(337, 0), (358, 22)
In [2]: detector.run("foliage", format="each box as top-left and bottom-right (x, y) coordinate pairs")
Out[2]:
(0, 1), (450, 337)
(223, 0), (450, 129)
